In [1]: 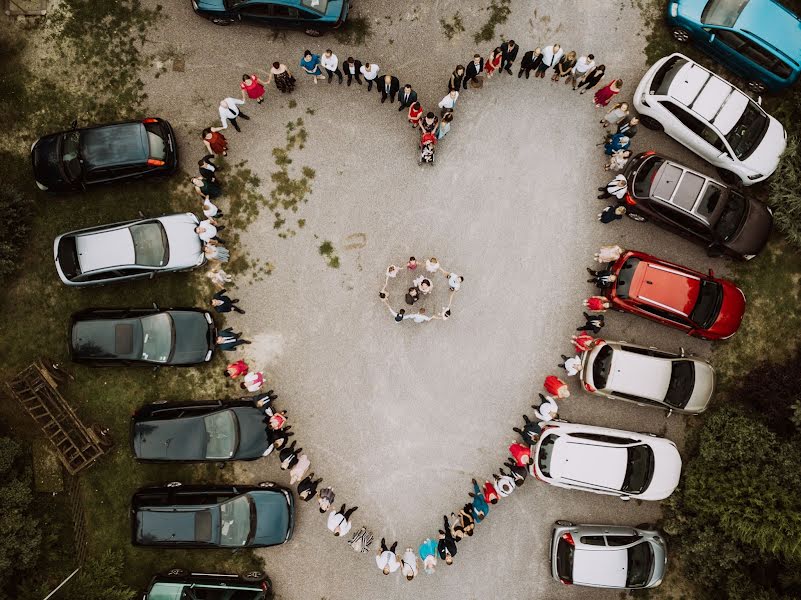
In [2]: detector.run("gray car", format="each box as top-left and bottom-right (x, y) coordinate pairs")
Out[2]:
(550, 521), (667, 589)
(54, 212), (205, 286)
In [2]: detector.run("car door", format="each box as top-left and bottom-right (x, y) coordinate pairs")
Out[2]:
(658, 101), (730, 165)
(701, 27), (751, 73)
(655, 203), (713, 244)
(233, 1), (277, 25)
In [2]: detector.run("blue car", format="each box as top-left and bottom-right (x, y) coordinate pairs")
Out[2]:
(667, 0), (801, 92)
(191, 0), (349, 36)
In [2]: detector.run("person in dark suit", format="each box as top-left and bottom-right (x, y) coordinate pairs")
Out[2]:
(215, 327), (251, 351)
(211, 289), (245, 314)
(397, 84), (418, 112)
(518, 47), (543, 79)
(500, 40), (519, 74)
(379, 74), (400, 103)
(463, 54), (484, 89)
(343, 56), (362, 86)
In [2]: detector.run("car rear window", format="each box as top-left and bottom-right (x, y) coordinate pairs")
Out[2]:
(146, 131), (166, 160)
(621, 444), (654, 494)
(57, 236), (81, 278)
(626, 541), (655, 587)
(665, 360), (696, 408)
(130, 222), (169, 267)
(701, 0), (749, 26)
(713, 192), (747, 240)
(555, 536), (574, 582)
(651, 55), (687, 95)
(689, 279), (724, 329)
(725, 103), (769, 160)
(537, 434), (558, 478)
(673, 172), (706, 211)
(592, 344), (614, 389)
(614, 257), (641, 299)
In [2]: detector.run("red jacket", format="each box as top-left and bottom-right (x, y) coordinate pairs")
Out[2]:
(227, 360), (249, 378)
(509, 442), (531, 467)
(483, 481), (499, 503)
(544, 375), (567, 396)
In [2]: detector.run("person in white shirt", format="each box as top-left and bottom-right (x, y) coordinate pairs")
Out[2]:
(195, 218), (222, 243)
(443, 271), (463, 292)
(376, 538), (401, 575)
(404, 308), (441, 323)
(570, 54), (595, 89)
(203, 198), (221, 218)
(321, 49), (343, 84)
(327, 504), (357, 537)
(438, 89), (459, 116)
(359, 62), (380, 91)
(536, 44), (563, 78)
(606, 149), (632, 172)
(534, 394), (559, 421)
(597, 174), (628, 200)
(559, 354), (582, 377)
(213, 98), (249, 132)
(401, 548), (419, 581)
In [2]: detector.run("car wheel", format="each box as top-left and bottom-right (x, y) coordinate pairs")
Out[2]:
(166, 481), (182, 488)
(671, 27), (691, 43)
(258, 481), (275, 488)
(717, 168), (740, 185)
(304, 28), (323, 37)
(555, 520), (574, 527)
(166, 568), (188, 578)
(746, 80), (766, 94)
(627, 211), (648, 223)
(211, 17), (235, 26)
(636, 523), (657, 530)
(639, 115), (663, 131)
(241, 570), (267, 582)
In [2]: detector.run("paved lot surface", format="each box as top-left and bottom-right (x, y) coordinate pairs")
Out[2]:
(143, 1), (726, 597)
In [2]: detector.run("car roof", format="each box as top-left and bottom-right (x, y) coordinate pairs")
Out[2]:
(736, 0), (801, 65)
(648, 157), (728, 223)
(628, 260), (700, 316)
(606, 347), (672, 402)
(80, 123), (149, 170)
(551, 437), (627, 490)
(134, 414), (209, 460)
(71, 317), (143, 359)
(573, 547), (628, 587)
(74, 227), (135, 272)
(137, 506), (217, 544)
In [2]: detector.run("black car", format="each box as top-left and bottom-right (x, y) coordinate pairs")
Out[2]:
(69, 308), (216, 367)
(132, 399), (270, 463)
(142, 569), (273, 600)
(622, 151), (772, 260)
(131, 483), (294, 549)
(31, 118), (178, 193)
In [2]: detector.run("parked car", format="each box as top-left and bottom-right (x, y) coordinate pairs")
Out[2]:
(54, 213), (205, 286)
(622, 151), (772, 260)
(532, 421), (682, 501)
(142, 569), (273, 600)
(580, 340), (715, 414)
(666, 0), (801, 92)
(602, 249), (746, 340)
(70, 307), (216, 366)
(132, 399), (271, 462)
(131, 483), (294, 548)
(550, 521), (667, 589)
(31, 118), (178, 193)
(633, 53), (787, 185)
(191, 0), (349, 36)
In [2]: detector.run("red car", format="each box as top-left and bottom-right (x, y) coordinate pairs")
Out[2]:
(602, 250), (746, 340)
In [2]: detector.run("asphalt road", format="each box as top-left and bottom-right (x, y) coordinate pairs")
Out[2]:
(141, 1), (726, 598)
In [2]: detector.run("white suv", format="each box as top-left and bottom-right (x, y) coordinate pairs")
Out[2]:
(634, 53), (786, 185)
(533, 422), (682, 501)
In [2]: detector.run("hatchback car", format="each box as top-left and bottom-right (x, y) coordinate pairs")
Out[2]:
(623, 151), (772, 259)
(666, 0), (801, 92)
(70, 307), (216, 366)
(580, 340), (715, 414)
(54, 213), (205, 286)
(132, 399), (271, 462)
(142, 570), (273, 600)
(550, 522), (667, 589)
(603, 249), (746, 340)
(532, 422), (682, 501)
(31, 118), (178, 193)
(192, 0), (349, 35)
(132, 483), (294, 548)
(634, 53), (787, 185)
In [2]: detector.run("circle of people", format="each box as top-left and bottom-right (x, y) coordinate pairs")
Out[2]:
(182, 31), (643, 582)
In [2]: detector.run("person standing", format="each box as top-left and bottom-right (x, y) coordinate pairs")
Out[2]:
(223, 359), (248, 378)
(360, 62), (380, 91)
(570, 54), (595, 89)
(544, 375), (570, 398)
(321, 49), (343, 84)
(537, 44), (563, 78)
(494, 471), (516, 497)
(595, 244), (624, 263)
(289, 453), (310, 484)
(397, 84), (417, 112)
(552, 50), (577, 82)
(299, 50), (326, 84)
(214, 98), (249, 132)
(376, 539), (401, 575)
(241, 370), (265, 393)
(577, 63), (606, 94)
(518, 47), (542, 79)
(601, 102), (630, 127)
(606, 149), (632, 171)
(240, 73), (266, 104)
(195, 218), (224, 244)
(534, 393), (560, 420)
(583, 296), (611, 311)
(587, 269), (617, 288)
(192, 176), (221, 200)
(482, 480), (500, 505)
(204, 242), (229, 263)
(420, 113), (439, 135)
(198, 155), (218, 181)
(267, 61), (296, 93)
(203, 197), (222, 219)
(438, 517), (458, 563)
(343, 56), (362, 86)
(317, 486), (335, 513)
(401, 548), (419, 581)
(419, 538), (438, 575)
(463, 54), (484, 88)
(206, 267), (233, 290)
(500, 39), (519, 74)
(211, 288), (245, 314)
(468, 480), (489, 522)
(297, 473), (322, 501)
(597, 173), (628, 200)
(327, 504), (357, 537)
(438, 89), (458, 116)
(594, 79), (623, 107)
(448, 65), (465, 91)
(437, 112), (453, 140)
(484, 47), (503, 78)
(578, 311), (606, 333)
(599, 205), (627, 223)
(202, 128), (228, 156)
(379, 74), (400, 103)
(407, 101), (423, 128)
(513, 413), (542, 445)
(509, 441), (532, 467)
(616, 116), (639, 138)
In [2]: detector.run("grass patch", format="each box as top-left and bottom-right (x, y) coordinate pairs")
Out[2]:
(288, 99), (297, 109)
(333, 15), (372, 46)
(318, 240), (340, 268)
(473, 0), (511, 44)
(268, 119), (315, 239)
(440, 12), (466, 40)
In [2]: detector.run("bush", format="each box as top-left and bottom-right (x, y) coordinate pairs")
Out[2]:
(0, 181), (34, 279)
(768, 136), (801, 249)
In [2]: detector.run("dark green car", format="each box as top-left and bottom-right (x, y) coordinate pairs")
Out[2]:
(142, 569), (273, 600)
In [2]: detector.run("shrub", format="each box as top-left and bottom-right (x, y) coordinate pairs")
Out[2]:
(769, 136), (801, 249)
(0, 181), (34, 280)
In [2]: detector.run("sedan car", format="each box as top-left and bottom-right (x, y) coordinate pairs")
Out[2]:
(633, 53), (787, 185)
(31, 118), (178, 193)
(132, 399), (271, 462)
(603, 250), (746, 340)
(70, 307), (216, 366)
(131, 483), (294, 548)
(143, 569), (273, 600)
(550, 522), (667, 589)
(667, 0), (801, 92)
(623, 151), (772, 260)
(533, 422), (682, 501)
(54, 213), (205, 286)
(192, 0), (349, 36)
(580, 340), (715, 414)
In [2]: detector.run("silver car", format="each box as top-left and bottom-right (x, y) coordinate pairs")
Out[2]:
(54, 213), (205, 286)
(580, 340), (715, 415)
(550, 521), (667, 589)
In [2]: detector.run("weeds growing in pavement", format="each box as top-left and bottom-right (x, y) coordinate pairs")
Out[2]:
(318, 240), (340, 268)
(474, 0), (511, 44)
(334, 15), (372, 45)
(440, 12), (466, 40)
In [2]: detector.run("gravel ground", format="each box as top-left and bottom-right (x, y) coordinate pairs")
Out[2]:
(141, 1), (725, 597)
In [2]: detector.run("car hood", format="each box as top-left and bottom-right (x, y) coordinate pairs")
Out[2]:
(706, 281), (746, 339)
(134, 417), (207, 460)
(740, 115), (786, 179)
(737, 0), (801, 62)
(31, 134), (66, 187)
(726, 197), (773, 257)
(162, 213), (203, 269)
(251, 491), (291, 545)
(232, 407), (271, 459)
(674, 0), (705, 20)
(169, 310), (212, 364)
(639, 441), (681, 501)
(684, 361), (715, 414)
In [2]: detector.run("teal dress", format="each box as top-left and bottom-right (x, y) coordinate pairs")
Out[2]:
(299, 54), (322, 76)
(419, 538), (437, 560)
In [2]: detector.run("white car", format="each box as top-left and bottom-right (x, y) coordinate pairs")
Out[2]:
(633, 53), (787, 185)
(54, 213), (205, 286)
(533, 422), (682, 501)
(580, 341), (715, 414)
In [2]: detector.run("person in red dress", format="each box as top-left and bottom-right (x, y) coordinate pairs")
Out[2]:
(240, 73), (266, 104)
(224, 359), (248, 379)
(202, 128), (228, 156)
(583, 295), (611, 311)
(571, 333), (602, 353)
(544, 375), (570, 398)
(482, 481), (500, 505)
(593, 78), (623, 108)
(484, 48), (502, 78)
(407, 101), (423, 128)
(508, 442), (531, 467)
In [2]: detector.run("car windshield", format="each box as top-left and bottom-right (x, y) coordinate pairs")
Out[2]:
(555, 537), (574, 582)
(701, 0), (749, 26)
(664, 360), (696, 408)
(614, 257), (641, 299)
(61, 131), (83, 182)
(725, 103), (769, 160)
(218, 494), (253, 547)
(592, 344), (614, 389)
(204, 410), (238, 459)
(696, 184), (723, 219)
(537, 434), (558, 478)
(130, 222), (169, 267)
(301, 0), (329, 13)
(140, 313), (174, 363)
(713, 192), (747, 240)
(633, 157), (664, 198)
(621, 444), (654, 494)
(689, 280), (723, 329)
(651, 56), (687, 95)
(626, 541), (654, 587)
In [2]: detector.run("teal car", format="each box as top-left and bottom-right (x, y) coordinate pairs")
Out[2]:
(142, 570), (273, 600)
(191, 0), (349, 36)
(667, 0), (801, 92)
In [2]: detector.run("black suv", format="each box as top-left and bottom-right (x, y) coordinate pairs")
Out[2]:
(31, 118), (178, 193)
(142, 569), (273, 600)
